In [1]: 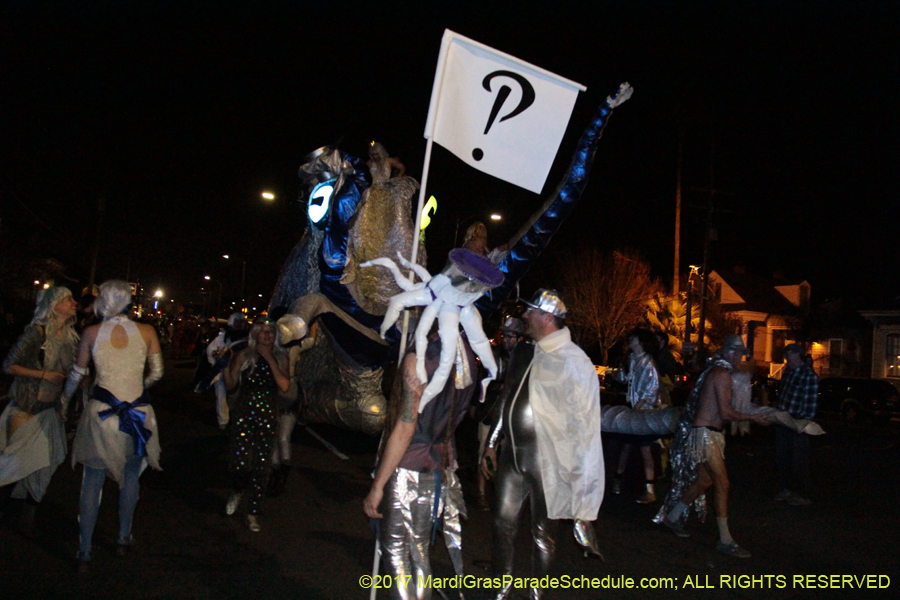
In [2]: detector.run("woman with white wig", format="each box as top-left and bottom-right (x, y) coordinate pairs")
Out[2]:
(222, 315), (290, 532)
(1, 286), (79, 531)
(61, 280), (163, 571)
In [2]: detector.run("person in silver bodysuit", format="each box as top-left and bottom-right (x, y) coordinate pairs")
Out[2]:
(482, 290), (604, 600)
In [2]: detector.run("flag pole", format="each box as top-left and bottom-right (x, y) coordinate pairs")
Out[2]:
(397, 137), (434, 360)
(397, 31), (450, 360)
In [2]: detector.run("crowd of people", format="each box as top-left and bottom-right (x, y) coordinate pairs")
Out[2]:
(0, 266), (821, 597)
(1, 281), (163, 572)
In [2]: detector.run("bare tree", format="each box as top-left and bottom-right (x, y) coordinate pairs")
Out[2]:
(559, 247), (660, 365)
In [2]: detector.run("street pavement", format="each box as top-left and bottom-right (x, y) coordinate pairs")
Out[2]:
(1, 359), (898, 599)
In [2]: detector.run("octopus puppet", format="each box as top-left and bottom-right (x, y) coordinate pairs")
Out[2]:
(362, 248), (504, 411)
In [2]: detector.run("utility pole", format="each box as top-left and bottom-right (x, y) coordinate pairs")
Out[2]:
(690, 140), (734, 353)
(673, 139), (682, 294)
(697, 142), (715, 353)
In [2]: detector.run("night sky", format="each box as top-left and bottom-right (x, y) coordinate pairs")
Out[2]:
(2, 1), (897, 311)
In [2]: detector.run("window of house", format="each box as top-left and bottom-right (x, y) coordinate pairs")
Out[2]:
(885, 333), (900, 377)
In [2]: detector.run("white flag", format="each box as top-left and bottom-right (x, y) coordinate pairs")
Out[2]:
(424, 30), (586, 194)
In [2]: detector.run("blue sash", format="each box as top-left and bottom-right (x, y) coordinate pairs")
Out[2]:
(95, 387), (152, 457)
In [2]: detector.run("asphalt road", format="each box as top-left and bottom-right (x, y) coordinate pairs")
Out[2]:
(2, 359), (899, 600)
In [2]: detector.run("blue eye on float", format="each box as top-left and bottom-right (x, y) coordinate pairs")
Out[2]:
(308, 179), (336, 224)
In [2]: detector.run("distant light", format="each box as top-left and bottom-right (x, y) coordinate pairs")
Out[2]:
(261, 191), (275, 200)
(223, 254), (230, 259)
(490, 214), (502, 220)
(34, 280), (40, 285)
(43, 283), (50, 289)
(258, 294), (262, 297)
(204, 275), (211, 280)
(154, 290), (163, 298)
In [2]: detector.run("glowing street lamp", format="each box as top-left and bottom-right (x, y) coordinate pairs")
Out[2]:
(261, 191), (275, 201)
(490, 213), (502, 220)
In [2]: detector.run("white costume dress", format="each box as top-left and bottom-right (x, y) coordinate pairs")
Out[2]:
(529, 327), (604, 521)
(72, 316), (161, 484)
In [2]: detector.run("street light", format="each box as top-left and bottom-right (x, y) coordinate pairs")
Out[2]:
(153, 289), (163, 310)
(261, 191), (275, 201)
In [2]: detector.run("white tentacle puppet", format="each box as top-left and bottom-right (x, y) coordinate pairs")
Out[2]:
(361, 249), (505, 412)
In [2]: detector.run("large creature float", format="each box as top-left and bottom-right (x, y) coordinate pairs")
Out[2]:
(270, 84), (634, 435)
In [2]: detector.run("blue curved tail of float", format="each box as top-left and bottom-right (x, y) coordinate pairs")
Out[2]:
(475, 83), (632, 317)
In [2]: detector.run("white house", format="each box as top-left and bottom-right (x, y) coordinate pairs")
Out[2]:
(708, 268), (810, 375)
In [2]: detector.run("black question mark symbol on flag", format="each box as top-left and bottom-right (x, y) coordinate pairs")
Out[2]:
(472, 70), (536, 162)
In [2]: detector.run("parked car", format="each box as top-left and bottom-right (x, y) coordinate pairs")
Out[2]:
(817, 377), (900, 424)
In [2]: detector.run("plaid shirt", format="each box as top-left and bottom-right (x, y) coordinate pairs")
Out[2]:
(778, 363), (819, 419)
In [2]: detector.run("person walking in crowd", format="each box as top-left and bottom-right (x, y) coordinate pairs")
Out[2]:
(61, 280), (164, 571)
(774, 343), (818, 506)
(657, 335), (768, 558)
(205, 313), (248, 430)
(0, 287), (79, 532)
(473, 315), (525, 511)
(268, 311), (312, 498)
(482, 289), (604, 599)
(655, 331), (681, 394)
(223, 316), (290, 532)
(612, 328), (665, 504)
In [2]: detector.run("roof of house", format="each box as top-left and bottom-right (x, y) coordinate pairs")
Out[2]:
(712, 269), (804, 315)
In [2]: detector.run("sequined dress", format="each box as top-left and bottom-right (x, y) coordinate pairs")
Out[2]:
(229, 356), (278, 515)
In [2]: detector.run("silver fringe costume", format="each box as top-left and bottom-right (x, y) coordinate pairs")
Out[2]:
(625, 352), (663, 409)
(652, 358), (733, 526)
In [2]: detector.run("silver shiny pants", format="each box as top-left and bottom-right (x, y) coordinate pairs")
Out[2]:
(381, 468), (463, 600)
(492, 444), (558, 600)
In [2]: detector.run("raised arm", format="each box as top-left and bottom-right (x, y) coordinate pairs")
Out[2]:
(712, 369), (768, 424)
(140, 323), (164, 388)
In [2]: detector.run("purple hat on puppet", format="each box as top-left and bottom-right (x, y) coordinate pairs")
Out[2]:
(447, 248), (504, 289)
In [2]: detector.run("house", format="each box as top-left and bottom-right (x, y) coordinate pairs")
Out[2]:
(707, 268), (809, 376)
(859, 309), (900, 381)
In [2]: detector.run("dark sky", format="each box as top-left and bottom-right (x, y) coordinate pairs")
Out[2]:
(2, 1), (897, 309)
